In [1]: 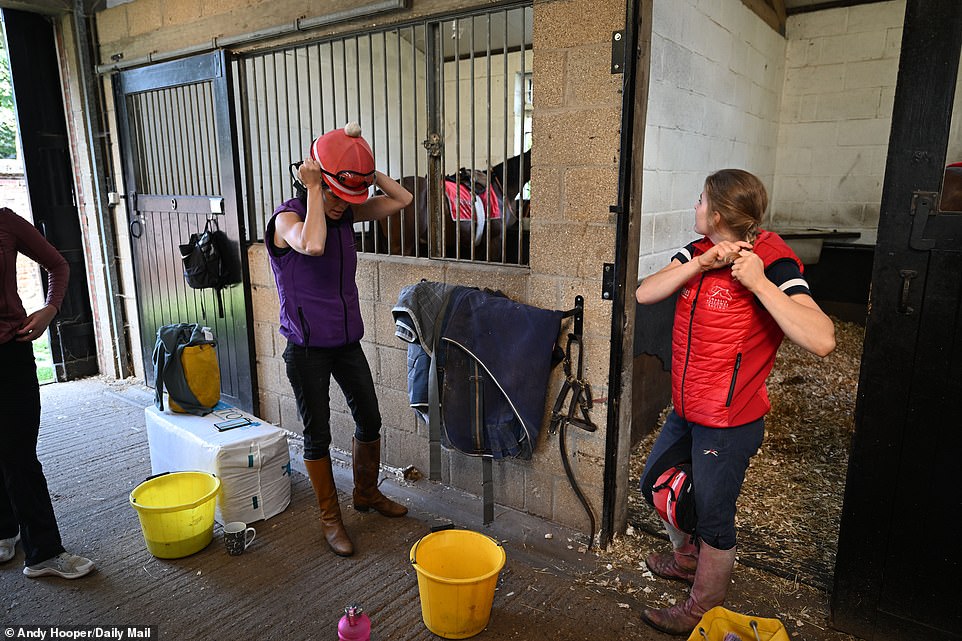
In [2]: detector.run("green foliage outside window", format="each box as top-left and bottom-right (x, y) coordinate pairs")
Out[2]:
(34, 338), (54, 384)
(0, 29), (17, 160)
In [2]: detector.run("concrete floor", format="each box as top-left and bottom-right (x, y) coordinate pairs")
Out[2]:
(0, 378), (861, 641)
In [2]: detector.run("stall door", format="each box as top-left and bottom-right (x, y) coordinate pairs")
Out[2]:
(114, 51), (255, 412)
(831, 1), (962, 639)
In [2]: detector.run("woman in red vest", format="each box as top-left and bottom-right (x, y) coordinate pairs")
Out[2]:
(635, 169), (835, 634)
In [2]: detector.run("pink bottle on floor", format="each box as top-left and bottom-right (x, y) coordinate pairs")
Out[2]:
(338, 604), (371, 641)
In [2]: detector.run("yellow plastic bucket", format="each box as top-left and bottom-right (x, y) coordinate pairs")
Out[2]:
(410, 529), (506, 639)
(129, 471), (221, 559)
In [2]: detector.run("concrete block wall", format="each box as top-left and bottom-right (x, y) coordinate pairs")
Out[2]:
(771, 0), (905, 245)
(944, 46), (962, 170)
(525, 0), (625, 530)
(638, 0), (786, 279)
(250, 241), (611, 531)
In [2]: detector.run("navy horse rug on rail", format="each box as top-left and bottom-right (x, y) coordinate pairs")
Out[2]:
(393, 282), (563, 460)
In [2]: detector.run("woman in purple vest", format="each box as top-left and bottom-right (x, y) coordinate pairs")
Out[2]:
(266, 123), (413, 557)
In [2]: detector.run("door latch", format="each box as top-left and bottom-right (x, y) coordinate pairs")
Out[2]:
(909, 191), (938, 251)
(422, 132), (442, 158)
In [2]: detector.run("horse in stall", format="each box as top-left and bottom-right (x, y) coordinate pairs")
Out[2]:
(379, 149), (531, 260)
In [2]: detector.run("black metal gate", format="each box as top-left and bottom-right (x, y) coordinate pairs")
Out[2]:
(114, 51), (255, 412)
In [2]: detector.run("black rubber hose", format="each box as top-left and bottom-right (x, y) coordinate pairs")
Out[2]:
(560, 419), (596, 549)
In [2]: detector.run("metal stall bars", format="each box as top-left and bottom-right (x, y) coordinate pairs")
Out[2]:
(435, 7), (532, 263)
(232, 4), (532, 266)
(233, 27), (427, 255)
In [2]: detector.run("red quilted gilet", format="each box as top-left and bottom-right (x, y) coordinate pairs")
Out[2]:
(671, 231), (802, 428)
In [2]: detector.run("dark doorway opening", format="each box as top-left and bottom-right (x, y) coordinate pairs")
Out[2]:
(2, 8), (98, 381)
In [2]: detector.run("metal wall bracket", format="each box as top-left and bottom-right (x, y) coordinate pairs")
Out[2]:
(601, 263), (615, 300)
(573, 295), (584, 336)
(560, 296), (584, 335)
(611, 30), (625, 74)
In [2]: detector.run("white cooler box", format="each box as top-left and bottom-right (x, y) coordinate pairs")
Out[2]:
(145, 404), (292, 525)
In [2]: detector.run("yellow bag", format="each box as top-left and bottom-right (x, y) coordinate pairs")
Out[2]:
(168, 342), (220, 413)
(688, 606), (791, 641)
(153, 323), (221, 416)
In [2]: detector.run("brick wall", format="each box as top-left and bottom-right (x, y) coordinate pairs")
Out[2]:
(1, 170), (46, 312)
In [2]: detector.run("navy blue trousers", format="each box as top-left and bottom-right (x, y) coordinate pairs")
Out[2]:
(639, 410), (764, 550)
(0, 340), (65, 565)
(283, 341), (381, 460)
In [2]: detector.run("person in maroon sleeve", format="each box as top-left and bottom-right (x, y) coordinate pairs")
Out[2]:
(0, 207), (95, 580)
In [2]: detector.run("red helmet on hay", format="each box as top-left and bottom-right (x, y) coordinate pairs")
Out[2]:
(309, 122), (376, 204)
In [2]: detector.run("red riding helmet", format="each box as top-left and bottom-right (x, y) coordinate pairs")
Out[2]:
(651, 464), (697, 534)
(309, 122), (376, 204)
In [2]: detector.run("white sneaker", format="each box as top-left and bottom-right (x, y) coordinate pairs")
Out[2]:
(23, 552), (95, 579)
(0, 532), (19, 563)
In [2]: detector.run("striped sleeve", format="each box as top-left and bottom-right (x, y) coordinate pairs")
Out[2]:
(672, 242), (697, 264)
(766, 258), (811, 296)
(10, 211), (69, 311)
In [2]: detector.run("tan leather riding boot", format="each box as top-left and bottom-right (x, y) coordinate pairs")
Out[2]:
(352, 438), (408, 517)
(304, 457), (354, 557)
(641, 542), (735, 635)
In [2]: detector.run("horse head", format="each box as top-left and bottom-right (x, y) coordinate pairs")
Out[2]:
(493, 148), (531, 203)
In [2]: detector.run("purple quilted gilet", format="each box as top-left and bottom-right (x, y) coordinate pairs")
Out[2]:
(266, 198), (364, 347)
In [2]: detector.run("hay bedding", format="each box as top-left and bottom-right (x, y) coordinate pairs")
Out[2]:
(626, 319), (864, 591)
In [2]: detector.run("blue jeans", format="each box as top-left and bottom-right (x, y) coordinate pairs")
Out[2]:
(639, 410), (764, 550)
(283, 341), (381, 460)
(0, 340), (65, 565)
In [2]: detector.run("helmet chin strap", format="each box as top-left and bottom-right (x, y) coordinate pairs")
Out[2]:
(290, 161), (307, 199)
